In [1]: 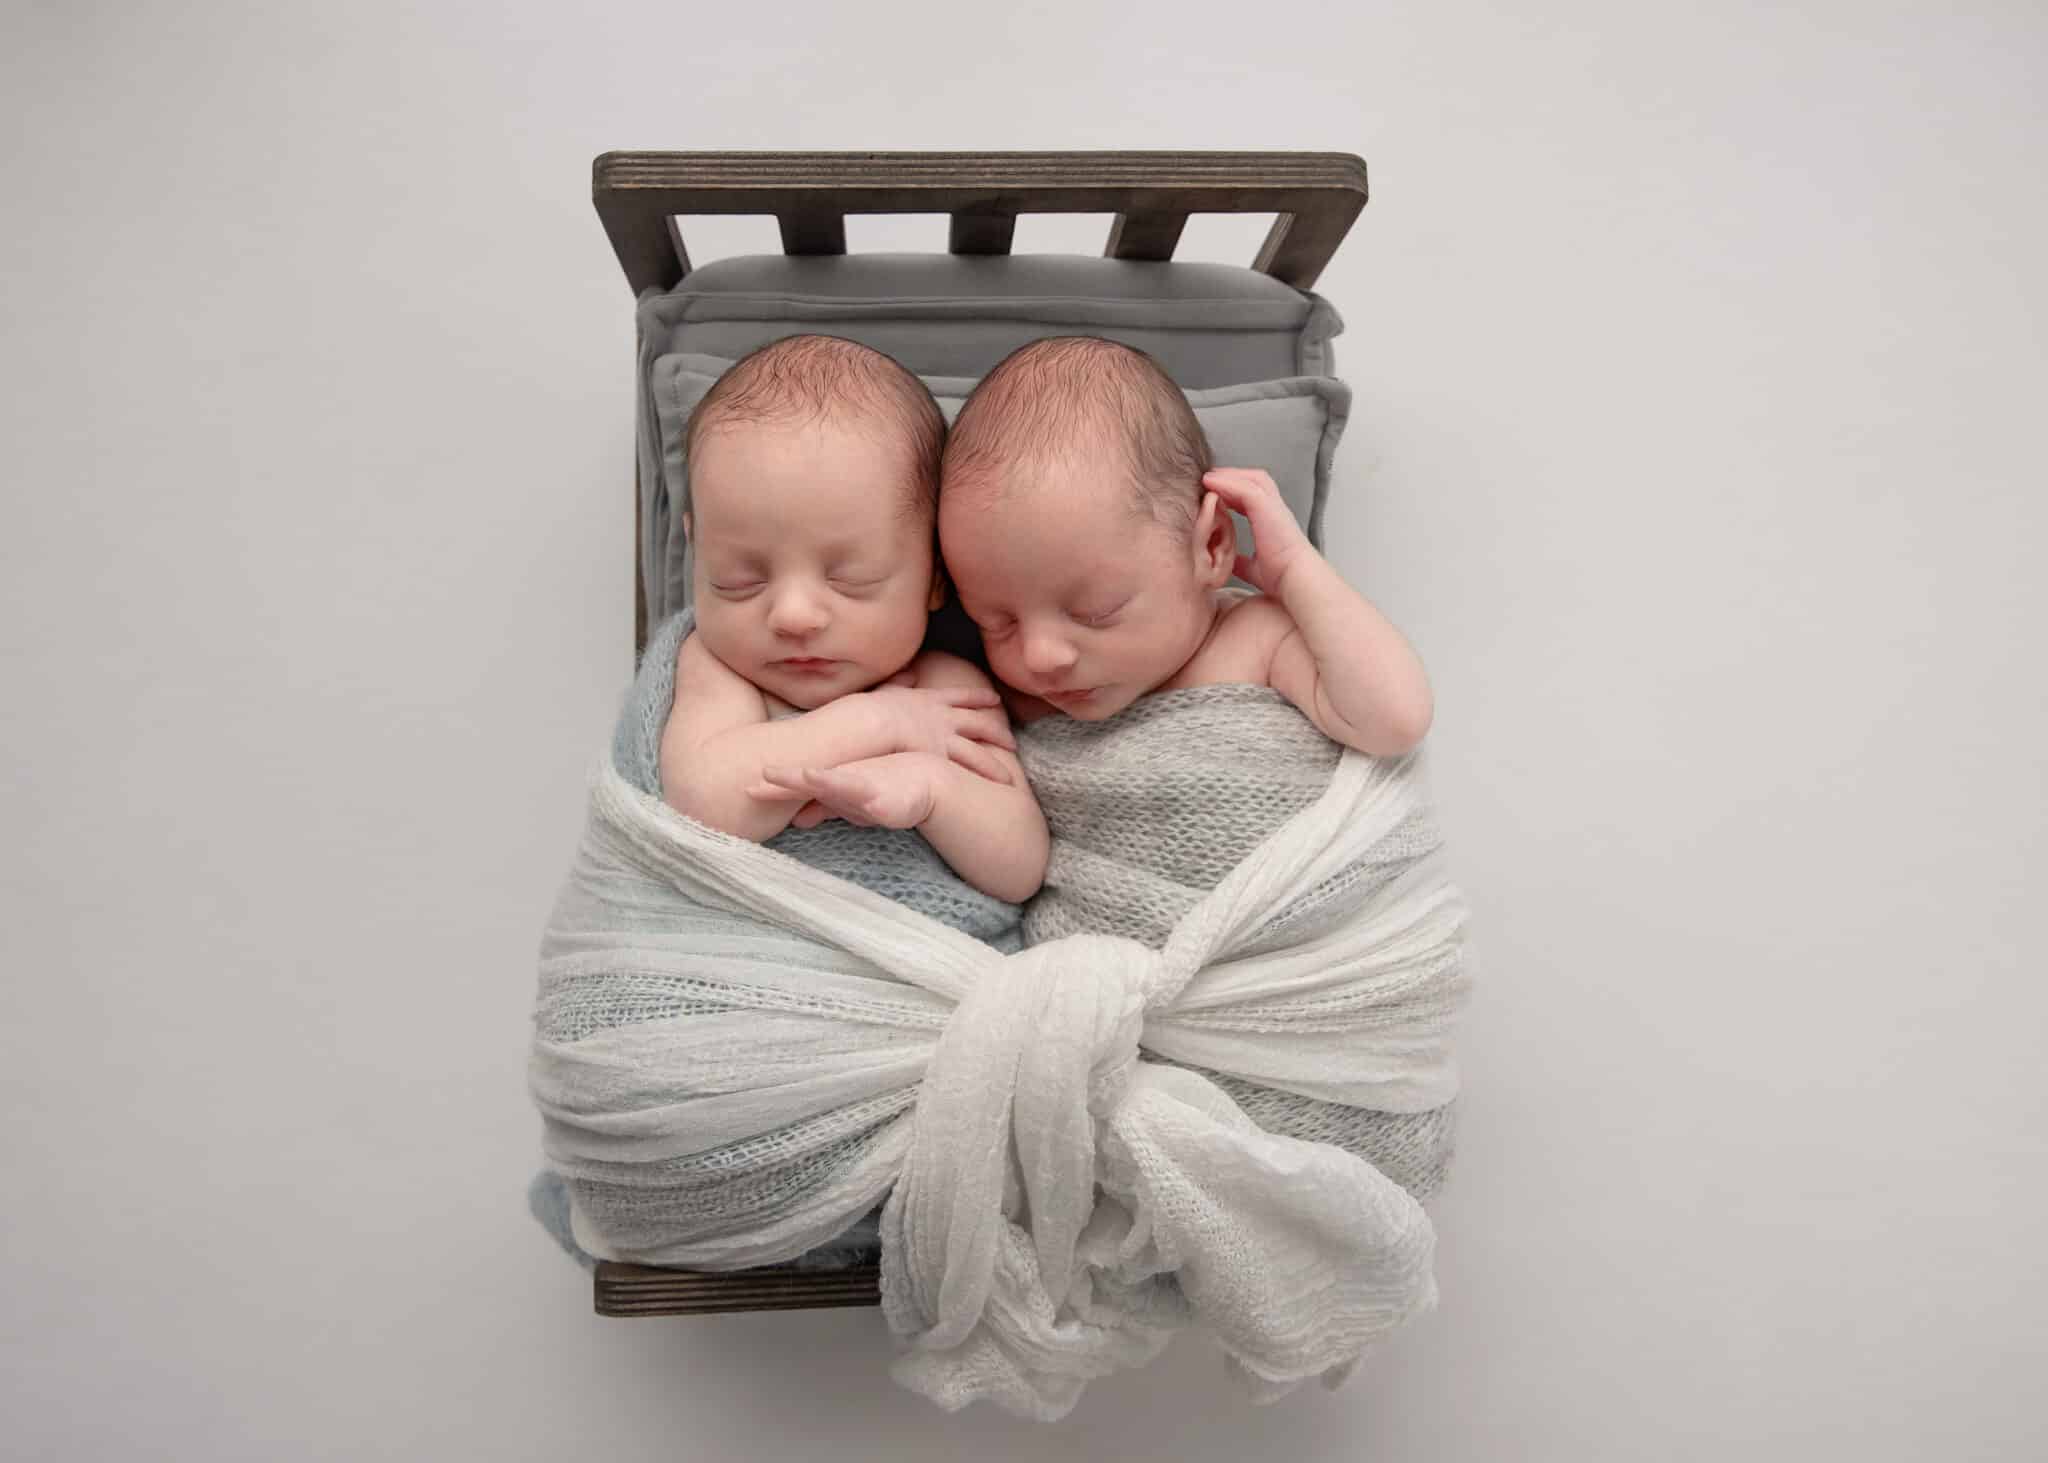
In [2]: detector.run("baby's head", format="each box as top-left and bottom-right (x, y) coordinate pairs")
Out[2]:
(939, 337), (1236, 719)
(685, 334), (946, 709)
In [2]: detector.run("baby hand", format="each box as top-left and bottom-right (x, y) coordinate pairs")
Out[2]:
(1204, 468), (1315, 598)
(869, 683), (1016, 784)
(756, 760), (937, 830)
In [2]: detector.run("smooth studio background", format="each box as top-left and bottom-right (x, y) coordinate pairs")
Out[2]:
(5, 3), (2043, 1458)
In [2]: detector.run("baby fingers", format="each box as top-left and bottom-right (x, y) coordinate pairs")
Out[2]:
(948, 737), (1014, 785)
(1204, 466), (1281, 496)
(748, 766), (818, 800)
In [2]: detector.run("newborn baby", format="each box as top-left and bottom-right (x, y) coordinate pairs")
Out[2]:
(539, 334), (1044, 1277)
(939, 335), (1432, 755)
(658, 333), (1048, 905)
(934, 335), (1454, 1202)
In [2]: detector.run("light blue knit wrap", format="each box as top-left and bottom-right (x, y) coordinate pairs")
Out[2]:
(529, 610), (1022, 1271)
(614, 610), (1026, 950)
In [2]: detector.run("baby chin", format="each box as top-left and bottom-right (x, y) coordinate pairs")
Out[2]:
(1039, 684), (1134, 719)
(758, 655), (870, 706)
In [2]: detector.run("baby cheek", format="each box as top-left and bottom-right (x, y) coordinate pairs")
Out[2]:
(973, 633), (1015, 675)
(1097, 626), (1158, 680)
(863, 592), (933, 658)
(689, 603), (742, 670)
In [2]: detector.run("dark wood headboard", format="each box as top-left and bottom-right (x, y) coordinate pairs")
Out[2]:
(594, 150), (1369, 294)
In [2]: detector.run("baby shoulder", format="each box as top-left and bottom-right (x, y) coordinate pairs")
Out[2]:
(672, 630), (769, 731)
(1196, 593), (1300, 686)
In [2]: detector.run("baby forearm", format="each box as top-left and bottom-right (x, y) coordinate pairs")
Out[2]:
(916, 757), (1049, 904)
(664, 694), (898, 839)
(1278, 555), (1434, 755)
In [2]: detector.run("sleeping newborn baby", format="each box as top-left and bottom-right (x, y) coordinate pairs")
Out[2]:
(934, 335), (1456, 1201)
(656, 333), (1048, 907)
(536, 334), (1047, 1275)
(940, 334), (1432, 753)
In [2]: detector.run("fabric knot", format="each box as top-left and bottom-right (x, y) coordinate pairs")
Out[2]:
(886, 932), (1158, 1350)
(1002, 932), (1157, 1120)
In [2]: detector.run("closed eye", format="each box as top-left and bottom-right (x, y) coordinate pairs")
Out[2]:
(1076, 600), (1129, 627)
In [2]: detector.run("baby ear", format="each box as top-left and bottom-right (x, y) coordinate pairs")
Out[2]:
(1192, 490), (1234, 586)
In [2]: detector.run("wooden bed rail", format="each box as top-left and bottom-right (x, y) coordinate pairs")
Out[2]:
(593, 150), (1369, 293)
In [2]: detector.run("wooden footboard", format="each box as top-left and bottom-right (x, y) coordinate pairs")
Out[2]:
(594, 1259), (882, 1316)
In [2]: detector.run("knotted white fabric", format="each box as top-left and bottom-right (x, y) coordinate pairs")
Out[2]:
(533, 735), (1468, 1419)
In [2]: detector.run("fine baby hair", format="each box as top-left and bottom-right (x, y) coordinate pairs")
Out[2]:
(686, 332), (947, 520)
(942, 335), (1213, 536)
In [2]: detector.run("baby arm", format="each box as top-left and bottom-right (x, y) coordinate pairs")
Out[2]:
(659, 633), (1016, 842)
(753, 653), (1050, 903)
(1204, 468), (1435, 757)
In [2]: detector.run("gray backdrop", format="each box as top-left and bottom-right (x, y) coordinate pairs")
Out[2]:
(4, 1), (2043, 1458)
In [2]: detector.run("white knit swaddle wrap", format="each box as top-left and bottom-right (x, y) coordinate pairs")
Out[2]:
(533, 729), (1468, 1419)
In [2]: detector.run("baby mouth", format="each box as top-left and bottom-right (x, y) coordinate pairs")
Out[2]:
(775, 657), (838, 673)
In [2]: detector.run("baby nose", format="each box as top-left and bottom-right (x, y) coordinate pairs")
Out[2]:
(766, 583), (830, 636)
(1020, 626), (1078, 674)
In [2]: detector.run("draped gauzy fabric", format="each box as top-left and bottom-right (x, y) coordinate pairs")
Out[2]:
(531, 638), (1470, 1420)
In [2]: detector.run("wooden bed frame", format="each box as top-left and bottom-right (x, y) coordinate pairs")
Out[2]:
(594, 149), (1368, 296)
(587, 150), (1367, 1318)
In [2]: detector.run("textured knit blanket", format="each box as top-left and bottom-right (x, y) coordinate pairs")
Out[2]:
(532, 610), (1020, 1270)
(530, 627), (1470, 1420)
(1018, 686), (1463, 1205)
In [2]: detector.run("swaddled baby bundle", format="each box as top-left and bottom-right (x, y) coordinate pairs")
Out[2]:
(530, 614), (1470, 1420)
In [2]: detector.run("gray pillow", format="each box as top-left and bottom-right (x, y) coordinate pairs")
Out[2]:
(636, 254), (1344, 388)
(645, 351), (1351, 625)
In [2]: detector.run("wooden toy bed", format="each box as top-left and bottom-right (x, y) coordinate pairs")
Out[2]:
(580, 149), (1369, 1318)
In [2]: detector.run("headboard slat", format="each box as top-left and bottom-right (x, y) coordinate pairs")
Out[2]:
(1106, 209), (1191, 263)
(594, 150), (1368, 292)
